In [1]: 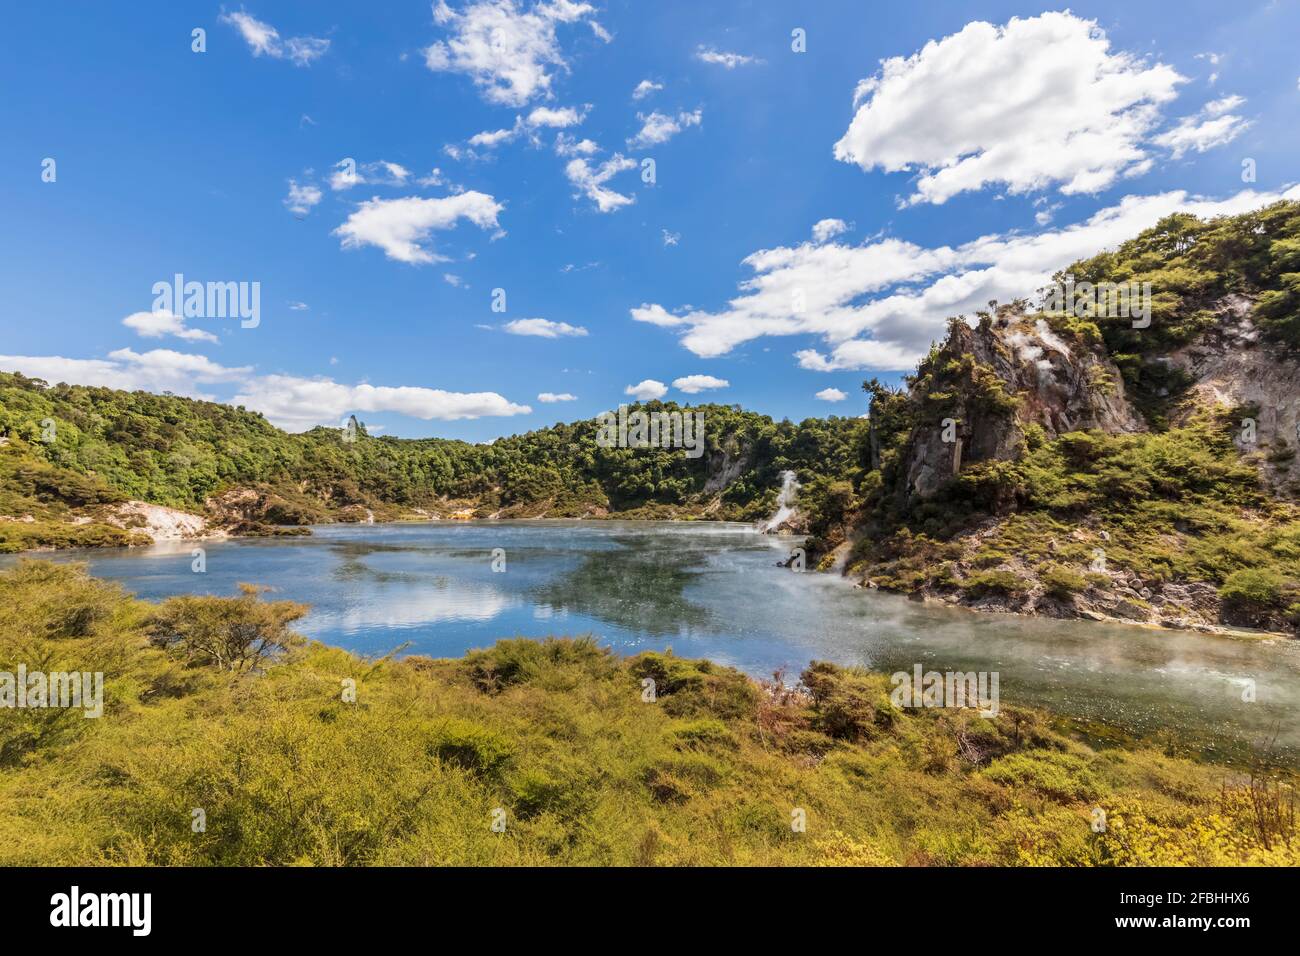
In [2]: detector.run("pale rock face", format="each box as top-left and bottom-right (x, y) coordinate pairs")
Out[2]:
(897, 307), (1143, 503)
(704, 445), (749, 494)
(1168, 293), (1300, 493)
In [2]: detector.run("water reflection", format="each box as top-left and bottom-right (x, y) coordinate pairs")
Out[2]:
(6, 520), (1297, 765)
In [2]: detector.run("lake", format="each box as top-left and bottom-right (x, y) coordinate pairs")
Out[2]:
(10, 520), (1300, 766)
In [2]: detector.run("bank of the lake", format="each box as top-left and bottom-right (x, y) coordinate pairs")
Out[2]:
(6, 519), (1298, 768)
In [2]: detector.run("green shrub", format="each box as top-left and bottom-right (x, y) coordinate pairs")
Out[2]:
(1218, 568), (1288, 614)
(1040, 564), (1088, 599)
(981, 751), (1102, 803)
(961, 570), (1030, 598)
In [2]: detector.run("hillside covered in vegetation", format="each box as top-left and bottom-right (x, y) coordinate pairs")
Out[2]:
(1, 560), (1294, 866)
(0, 374), (866, 552)
(827, 201), (1300, 635)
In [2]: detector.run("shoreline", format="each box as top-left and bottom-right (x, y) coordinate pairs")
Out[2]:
(7, 512), (1293, 642)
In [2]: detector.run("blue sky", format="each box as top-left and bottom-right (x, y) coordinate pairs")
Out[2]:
(3, 1), (1299, 440)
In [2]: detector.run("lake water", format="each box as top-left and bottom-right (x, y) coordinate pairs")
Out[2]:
(11, 520), (1300, 766)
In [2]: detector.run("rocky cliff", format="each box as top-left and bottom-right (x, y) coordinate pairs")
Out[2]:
(847, 287), (1300, 637)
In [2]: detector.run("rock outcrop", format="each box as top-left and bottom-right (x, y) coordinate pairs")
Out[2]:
(895, 307), (1143, 506)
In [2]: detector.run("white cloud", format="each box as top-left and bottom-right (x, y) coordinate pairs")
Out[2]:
(632, 79), (663, 100)
(555, 133), (600, 157)
(1154, 95), (1252, 159)
(624, 379), (667, 400)
(0, 348), (532, 430)
(424, 0), (607, 107)
(329, 159), (412, 191)
(695, 46), (762, 69)
(564, 153), (637, 212)
(811, 218), (848, 244)
(458, 105), (587, 155)
(527, 105), (585, 127)
(632, 184), (1300, 372)
(284, 179), (322, 216)
(673, 374), (728, 394)
(0, 348), (249, 400)
(815, 388), (848, 402)
(220, 11), (329, 66)
(834, 12), (1186, 206)
(232, 376), (531, 429)
(627, 109), (702, 148)
(662, 229), (680, 247)
(333, 191), (504, 264)
(288, 301), (309, 311)
(121, 310), (219, 344)
(443, 273), (465, 287)
(468, 123), (523, 148)
(538, 391), (577, 402)
(503, 318), (588, 337)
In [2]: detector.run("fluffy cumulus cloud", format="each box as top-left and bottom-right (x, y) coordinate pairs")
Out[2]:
(502, 318), (588, 337)
(631, 79), (663, 100)
(231, 376), (531, 430)
(0, 348), (249, 401)
(284, 180), (322, 215)
(833, 12), (1186, 206)
(672, 374), (728, 394)
(624, 379), (667, 400)
(538, 391), (577, 402)
(0, 348), (531, 430)
(121, 310), (219, 344)
(815, 388), (848, 402)
(627, 109), (702, 148)
(811, 218), (848, 244)
(333, 191), (504, 264)
(1154, 95), (1253, 159)
(220, 11), (329, 66)
(554, 133), (599, 157)
(631, 184), (1300, 372)
(564, 153), (638, 212)
(424, 0), (608, 107)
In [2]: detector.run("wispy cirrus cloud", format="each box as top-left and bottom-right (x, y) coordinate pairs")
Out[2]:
(503, 318), (588, 338)
(220, 10), (330, 66)
(1154, 95), (1253, 159)
(695, 45), (762, 68)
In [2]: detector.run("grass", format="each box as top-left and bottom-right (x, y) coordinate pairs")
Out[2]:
(0, 560), (1295, 866)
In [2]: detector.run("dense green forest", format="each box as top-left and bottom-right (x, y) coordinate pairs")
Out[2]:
(0, 372), (868, 551)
